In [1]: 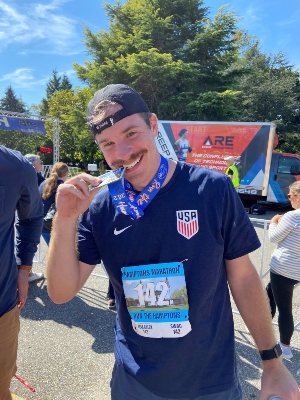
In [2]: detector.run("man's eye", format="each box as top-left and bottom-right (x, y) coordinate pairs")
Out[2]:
(127, 131), (136, 137)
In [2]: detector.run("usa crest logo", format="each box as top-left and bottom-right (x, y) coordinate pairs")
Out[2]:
(176, 210), (199, 239)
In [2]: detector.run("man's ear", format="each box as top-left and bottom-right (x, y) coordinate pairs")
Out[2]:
(149, 113), (158, 138)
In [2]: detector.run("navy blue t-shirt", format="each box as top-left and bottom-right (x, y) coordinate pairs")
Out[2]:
(77, 162), (260, 398)
(0, 146), (43, 317)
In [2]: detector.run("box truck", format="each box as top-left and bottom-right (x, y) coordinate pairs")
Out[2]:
(155, 121), (300, 205)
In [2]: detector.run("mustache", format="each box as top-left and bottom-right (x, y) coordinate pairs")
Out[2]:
(111, 150), (146, 169)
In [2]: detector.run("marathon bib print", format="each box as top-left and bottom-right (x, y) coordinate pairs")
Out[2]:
(121, 262), (192, 338)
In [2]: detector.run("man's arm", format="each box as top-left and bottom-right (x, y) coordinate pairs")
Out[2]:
(46, 173), (101, 304)
(227, 168), (233, 180)
(15, 161), (44, 308)
(226, 255), (299, 399)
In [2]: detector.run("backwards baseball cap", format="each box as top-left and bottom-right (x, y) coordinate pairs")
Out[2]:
(87, 84), (150, 136)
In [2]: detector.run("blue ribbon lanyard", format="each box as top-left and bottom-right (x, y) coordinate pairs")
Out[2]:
(108, 155), (169, 219)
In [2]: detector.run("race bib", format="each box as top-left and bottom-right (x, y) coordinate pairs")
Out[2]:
(121, 262), (192, 338)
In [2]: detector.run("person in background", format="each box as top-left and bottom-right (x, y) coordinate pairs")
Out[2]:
(0, 146), (43, 400)
(24, 154), (45, 186)
(39, 162), (69, 245)
(267, 181), (300, 359)
(46, 84), (299, 400)
(174, 128), (192, 162)
(106, 280), (116, 310)
(224, 155), (239, 188)
(23, 154), (45, 282)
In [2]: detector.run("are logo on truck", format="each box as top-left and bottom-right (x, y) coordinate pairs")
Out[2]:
(176, 210), (199, 239)
(202, 135), (234, 149)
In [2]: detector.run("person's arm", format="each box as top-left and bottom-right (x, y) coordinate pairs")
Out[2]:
(269, 213), (293, 243)
(226, 255), (299, 399)
(227, 168), (233, 180)
(15, 162), (44, 308)
(46, 173), (101, 304)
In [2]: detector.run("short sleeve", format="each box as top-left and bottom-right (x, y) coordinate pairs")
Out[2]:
(77, 209), (102, 266)
(17, 161), (43, 220)
(222, 178), (261, 260)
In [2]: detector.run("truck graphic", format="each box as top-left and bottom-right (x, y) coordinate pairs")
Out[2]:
(156, 121), (300, 204)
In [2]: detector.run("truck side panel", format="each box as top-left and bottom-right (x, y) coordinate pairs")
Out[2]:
(156, 121), (300, 205)
(157, 121), (274, 197)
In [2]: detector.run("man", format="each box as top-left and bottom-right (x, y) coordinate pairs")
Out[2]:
(0, 146), (43, 400)
(106, 279), (116, 310)
(224, 155), (239, 187)
(46, 84), (299, 399)
(24, 153), (45, 283)
(24, 154), (45, 186)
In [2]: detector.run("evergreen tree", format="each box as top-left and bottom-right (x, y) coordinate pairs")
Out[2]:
(60, 73), (73, 91)
(0, 85), (26, 113)
(74, 0), (300, 128)
(39, 97), (49, 116)
(74, 0), (243, 120)
(40, 70), (73, 116)
(233, 43), (300, 152)
(46, 69), (62, 99)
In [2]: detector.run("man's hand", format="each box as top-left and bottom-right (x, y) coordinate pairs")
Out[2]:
(259, 360), (300, 399)
(17, 269), (29, 309)
(55, 173), (102, 219)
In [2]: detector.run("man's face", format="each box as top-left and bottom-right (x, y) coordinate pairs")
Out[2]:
(33, 159), (43, 173)
(94, 105), (160, 191)
(225, 160), (232, 168)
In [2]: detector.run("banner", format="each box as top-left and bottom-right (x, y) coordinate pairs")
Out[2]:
(0, 115), (46, 135)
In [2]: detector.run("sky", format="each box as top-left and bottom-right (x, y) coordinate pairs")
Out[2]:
(0, 0), (299, 108)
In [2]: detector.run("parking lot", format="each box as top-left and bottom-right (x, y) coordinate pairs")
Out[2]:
(10, 206), (300, 399)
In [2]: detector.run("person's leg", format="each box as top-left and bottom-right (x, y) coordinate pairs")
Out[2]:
(107, 280), (115, 299)
(0, 306), (20, 400)
(28, 234), (48, 283)
(266, 281), (276, 318)
(107, 280), (116, 309)
(270, 272), (299, 345)
(111, 362), (242, 400)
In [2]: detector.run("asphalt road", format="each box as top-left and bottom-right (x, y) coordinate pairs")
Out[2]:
(10, 205), (300, 400)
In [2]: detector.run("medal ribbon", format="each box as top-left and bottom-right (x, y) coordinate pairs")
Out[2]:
(108, 155), (169, 219)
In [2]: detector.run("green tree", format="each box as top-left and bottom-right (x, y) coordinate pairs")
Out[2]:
(46, 87), (104, 166)
(171, 286), (188, 304)
(40, 70), (73, 116)
(74, 0), (243, 120)
(236, 47), (299, 122)
(234, 43), (300, 153)
(0, 85), (26, 112)
(46, 69), (62, 99)
(60, 73), (73, 91)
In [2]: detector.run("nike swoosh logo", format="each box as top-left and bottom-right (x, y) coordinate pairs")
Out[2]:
(114, 225), (132, 235)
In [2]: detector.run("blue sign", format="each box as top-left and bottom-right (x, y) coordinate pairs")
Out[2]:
(0, 115), (46, 135)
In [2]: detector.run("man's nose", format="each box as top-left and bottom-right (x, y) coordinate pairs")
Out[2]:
(115, 142), (132, 160)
